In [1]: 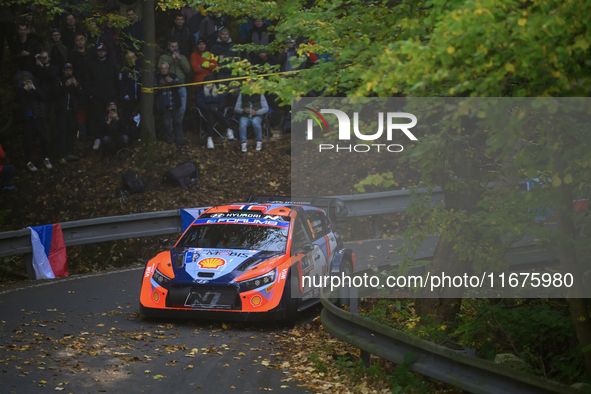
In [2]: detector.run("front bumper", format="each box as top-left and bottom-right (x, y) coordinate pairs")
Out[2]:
(139, 304), (287, 321)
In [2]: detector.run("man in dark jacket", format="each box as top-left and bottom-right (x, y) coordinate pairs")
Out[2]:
(99, 101), (129, 163)
(164, 13), (193, 59)
(33, 50), (60, 146)
(155, 62), (184, 147)
(10, 23), (41, 73)
(61, 14), (84, 51)
(196, 75), (234, 149)
(68, 32), (90, 141)
(45, 28), (68, 68)
(56, 63), (82, 164)
(211, 29), (238, 84)
(121, 8), (143, 53)
(85, 43), (119, 150)
(18, 72), (52, 171)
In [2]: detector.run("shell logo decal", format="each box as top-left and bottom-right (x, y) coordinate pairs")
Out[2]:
(198, 257), (226, 270)
(251, 295), (262, 307)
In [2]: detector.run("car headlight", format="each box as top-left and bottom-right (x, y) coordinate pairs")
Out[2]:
(239, 268), (276, 290)
(153, 267), (172, 286)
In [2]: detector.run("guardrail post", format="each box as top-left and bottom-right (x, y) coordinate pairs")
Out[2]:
(371, 216), (378, 238)
(24, 252), (36, 280)
(349, 286), (371, 367)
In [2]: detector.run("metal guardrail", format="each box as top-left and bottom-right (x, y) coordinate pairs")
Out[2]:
(0, 210), (182, 259)
(320, 275), (577, 394)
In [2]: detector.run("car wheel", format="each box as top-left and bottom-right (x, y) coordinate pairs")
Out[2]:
(280, 271), (300, 328)
(329, 258), (353, 305)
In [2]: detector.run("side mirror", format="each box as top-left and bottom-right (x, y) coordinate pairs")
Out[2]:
(299, 243), (314, 254)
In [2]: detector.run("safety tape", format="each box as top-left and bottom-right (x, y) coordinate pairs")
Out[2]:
(140, 70), (301, 93)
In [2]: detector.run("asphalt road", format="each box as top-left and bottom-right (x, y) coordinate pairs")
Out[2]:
(0, 237), (434, 393)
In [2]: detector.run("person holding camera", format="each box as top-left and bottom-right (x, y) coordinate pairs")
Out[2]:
(56, 63), (82, 164)
(18, 72), (52, 171)
(158, 39), (190, 123)
(99, 102), (129, 164)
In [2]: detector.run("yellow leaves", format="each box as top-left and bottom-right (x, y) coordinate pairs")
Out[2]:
(552, 70), (561, 78)
(518, 18), (527, 26)
(366, 81), (377, 91)
(202, 61), (210, 68)
(446, 46), (456, 55)
(552, 175), (562, 187)
(505, 63), (515, 73)
(391, 87), (398, 93)
(575, 36), (590, 51)
(485, 59), (493, 68)
(564, 174), (573, 184)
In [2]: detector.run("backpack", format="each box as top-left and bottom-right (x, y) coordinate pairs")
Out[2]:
(122, 171), (146, 194)
(164, 161), (199, 190)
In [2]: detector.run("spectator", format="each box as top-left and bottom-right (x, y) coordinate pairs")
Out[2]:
(246, 18), (273, 46)
(159, 39), (190, 121)
(154, 62), (183, 147)
(196, 75), (235, 149)
(210, 28), (238, 83)
(101, 18), (121, 66)
(18, 72), (52, 171)
(120, 51), (141, 122)
(199, 11), (227, 50)
(61, 13), (83, 50)
(85, 43), (119, 150)
(68, 32), (90, 88)
(0, 143), (15, 191)
(68, 32), (90, 141)
(233, 79), (269, 152)
(33, 50), (60, 144)
(10, 23), (42, 73)
(279, 37), (306, 72)
(165, 13), (193, 59)
(190, 38), (217, 84)
(45, 28), (68, 68)
(20, 7), (45, 43)
(99, 101), (129, 163)
(56, 63), (82, 164)
(121, 8), (142, 53)
(182, 6), (204, 43)
(251, 50), (279, 67)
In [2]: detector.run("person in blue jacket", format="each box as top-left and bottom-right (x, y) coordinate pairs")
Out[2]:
(195, 75), (234, 149)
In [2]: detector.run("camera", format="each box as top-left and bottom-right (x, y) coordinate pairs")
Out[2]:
(110, 109), (116, 114)
(173, 48), (179, 54)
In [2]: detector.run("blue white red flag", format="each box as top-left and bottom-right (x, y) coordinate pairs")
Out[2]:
(28, 224), (69, 279)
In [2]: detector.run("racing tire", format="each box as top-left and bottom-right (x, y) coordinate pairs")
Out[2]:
(330, 258), (353, 305)
(280, 272), (300, 328)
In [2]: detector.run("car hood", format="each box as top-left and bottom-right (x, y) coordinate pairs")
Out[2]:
(171, 248), (282, 283)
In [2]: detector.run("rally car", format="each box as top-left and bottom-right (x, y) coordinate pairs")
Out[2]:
(139, 196), (354, 325)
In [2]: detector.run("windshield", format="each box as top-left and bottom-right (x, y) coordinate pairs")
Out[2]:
(176, 223), (289, 252)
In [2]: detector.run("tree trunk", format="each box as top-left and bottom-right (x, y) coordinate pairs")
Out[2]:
(547, 125), (591, 377)
(139, 0), (156, 160)
(416, 123), (483, 325)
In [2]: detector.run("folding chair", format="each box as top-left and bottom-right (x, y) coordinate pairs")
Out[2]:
(191, 107), (230, 139)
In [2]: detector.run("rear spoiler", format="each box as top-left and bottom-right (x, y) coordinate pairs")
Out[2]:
(246, 195), (348, 223)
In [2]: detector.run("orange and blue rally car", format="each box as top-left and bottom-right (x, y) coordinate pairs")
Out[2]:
(139, 196), (354, 326)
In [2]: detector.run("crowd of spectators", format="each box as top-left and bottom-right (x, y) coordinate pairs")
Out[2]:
(0, 1), (323, 188)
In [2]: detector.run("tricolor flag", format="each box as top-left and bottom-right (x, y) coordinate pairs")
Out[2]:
(28, 224), (69, 279)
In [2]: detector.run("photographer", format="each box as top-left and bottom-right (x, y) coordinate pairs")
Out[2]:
(158, 39), (190, 122)
(18, 72), (52, 171)
(56, 63), (82, 164)
(99, 102), (129, 164)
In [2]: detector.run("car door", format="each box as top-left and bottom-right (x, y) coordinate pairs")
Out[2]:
(302, 209), (332, 298)
(289, 214), (315, 297)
